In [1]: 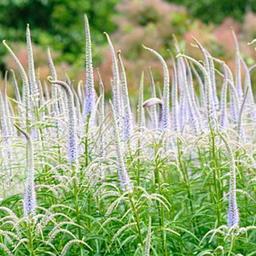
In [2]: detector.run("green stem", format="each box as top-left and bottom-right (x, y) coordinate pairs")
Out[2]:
(27, 219), (35, 256)
(210, 129), (221, 226)
(177, 138), (196, 232)
(128, 194), (143, 244)
(154, 144), (168, 256)
(73, 169), (85, 255)
(228, 234), (236, 256)
(136, 134), (141, 186)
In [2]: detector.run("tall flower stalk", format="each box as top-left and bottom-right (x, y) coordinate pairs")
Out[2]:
(148, 68), (159, 130)
(48, 78), (78, 165)
(143, 45), (169, 131)
(15, 125), (36, 217)
(26, 24), (39, 104)
(117, 51), (133, 140)
(3, 40), (31, 132)
(104, 33), (122, 126)
(219, 133), (239, 228)
(110, 102), (133, 193)
(83, 14), (95, 119)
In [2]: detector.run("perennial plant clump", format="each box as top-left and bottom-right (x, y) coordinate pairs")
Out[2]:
(0, 14), (256, 256)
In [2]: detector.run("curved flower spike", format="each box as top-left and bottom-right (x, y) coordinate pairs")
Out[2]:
(14, 124), (36, 217)
(48, 77), (78, 165)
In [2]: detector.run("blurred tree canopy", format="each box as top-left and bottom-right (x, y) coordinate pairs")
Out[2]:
(168, 0), (256, 24)
(0, 0), (118, 66)
(0, 0), (256, 73)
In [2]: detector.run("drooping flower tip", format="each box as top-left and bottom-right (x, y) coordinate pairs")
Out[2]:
(143, 98), (163, 108)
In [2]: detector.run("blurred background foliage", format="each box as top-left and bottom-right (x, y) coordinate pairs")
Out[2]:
(170, 0), (256, 24)
(1, 0), (256, 92)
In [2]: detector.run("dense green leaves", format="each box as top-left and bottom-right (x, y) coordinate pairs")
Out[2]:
(168, 0), (256, 24)
(0, 0), (118, 66)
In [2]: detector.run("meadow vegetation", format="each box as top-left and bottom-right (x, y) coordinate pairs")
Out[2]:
(0, 12), (256, 256)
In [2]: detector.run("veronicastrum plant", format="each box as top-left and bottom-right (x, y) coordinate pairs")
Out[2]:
(0, 14), (256, 256)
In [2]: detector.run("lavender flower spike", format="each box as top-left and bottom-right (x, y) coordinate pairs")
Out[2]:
(232, 30), (243, 102)
(83, 14), (95, 118)
(137, 72), (145, 128)
(148, 68), (159, 130)
(26, 24), (39, 102)
(219, 133), (239, 228)
(227, 157), (239, 228)
(219, 64), (228, 130)
(14, 125), (36, 217)
(104, 33), (122, 125)
(3, 40), (31, 124)
(143, 45), (170, 131)
(47, 47), (60, 117)
(48, 78), (78, 165)
(110, 101), (133, 193)
(117, 51), (133, 140)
